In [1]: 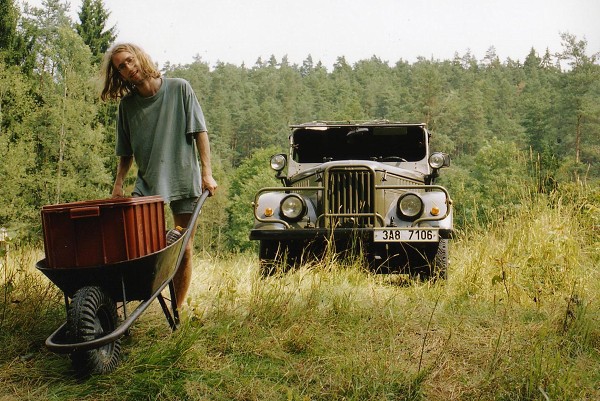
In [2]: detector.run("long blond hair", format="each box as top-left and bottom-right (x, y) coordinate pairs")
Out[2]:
(100, 43), (161, 101)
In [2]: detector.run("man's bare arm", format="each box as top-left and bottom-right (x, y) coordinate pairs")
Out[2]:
(112, 155), (133, 197)
(195, 131), (218, 195)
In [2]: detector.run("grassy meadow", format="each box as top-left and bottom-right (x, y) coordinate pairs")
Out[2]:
(0, 186), (598, 400)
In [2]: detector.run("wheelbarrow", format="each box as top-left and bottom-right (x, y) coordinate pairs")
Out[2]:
(36, 190), (210, 376)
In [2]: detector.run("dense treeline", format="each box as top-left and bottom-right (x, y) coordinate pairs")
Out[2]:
(1, 0), (599, 252)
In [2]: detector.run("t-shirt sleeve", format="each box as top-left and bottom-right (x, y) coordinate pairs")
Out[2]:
(183, 81), (207, 135)
(115, 102), (133, 156)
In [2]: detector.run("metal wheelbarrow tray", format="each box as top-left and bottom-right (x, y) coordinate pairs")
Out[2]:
(36, 190), (209, 376)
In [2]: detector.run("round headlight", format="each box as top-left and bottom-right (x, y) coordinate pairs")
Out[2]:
(280, 195), (306, 221)
(397, 193), (424, 221)
(429, 152), (446, 169)
(270, 154), (287, 171)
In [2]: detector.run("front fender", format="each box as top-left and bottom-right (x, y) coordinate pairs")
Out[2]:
(253, 190), (318, 229)
(380, 186), (453, 230)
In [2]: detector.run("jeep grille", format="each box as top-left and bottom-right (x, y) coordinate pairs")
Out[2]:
(324, 167), (375, 228)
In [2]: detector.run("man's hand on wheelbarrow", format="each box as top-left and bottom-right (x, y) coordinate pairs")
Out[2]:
(111, 183), (126, 198)
(202, 174), (218, 196)
(112, 156), (133, 198)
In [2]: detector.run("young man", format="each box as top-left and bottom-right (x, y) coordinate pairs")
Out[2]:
(100, 43), (217, 309)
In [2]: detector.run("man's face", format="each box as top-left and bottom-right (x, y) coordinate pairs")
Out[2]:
(112, 51), (144, 84)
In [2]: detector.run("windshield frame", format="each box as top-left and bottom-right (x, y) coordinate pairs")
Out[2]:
(291, 125), (428, 163)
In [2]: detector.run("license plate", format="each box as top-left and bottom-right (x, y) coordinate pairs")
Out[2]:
(373, 228), (439, 242)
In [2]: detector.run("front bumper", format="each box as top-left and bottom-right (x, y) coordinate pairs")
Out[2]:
(249, 227), (454, 241)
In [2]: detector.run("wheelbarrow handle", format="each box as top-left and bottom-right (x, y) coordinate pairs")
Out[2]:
(189, 190), (211, 236)
(174, 189), (210, 268)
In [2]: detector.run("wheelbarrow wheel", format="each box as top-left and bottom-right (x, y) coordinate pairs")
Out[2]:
(67, 286), (121, 376)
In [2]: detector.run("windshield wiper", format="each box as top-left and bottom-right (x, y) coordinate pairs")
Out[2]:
(346, 128), (369, 137)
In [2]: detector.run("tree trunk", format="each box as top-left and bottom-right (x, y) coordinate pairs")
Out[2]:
(56, 82), (67, 204)
(575, 114), (582, 164)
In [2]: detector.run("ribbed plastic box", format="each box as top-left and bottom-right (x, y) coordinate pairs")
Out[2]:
(41, 196), (166, 268)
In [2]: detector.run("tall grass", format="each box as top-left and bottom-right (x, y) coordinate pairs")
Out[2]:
(0, 184), (598, 400)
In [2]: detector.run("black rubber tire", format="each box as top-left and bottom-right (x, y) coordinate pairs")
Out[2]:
(67, 286), (121, 376)
(258, 240), (279, 276)
(433, 239), (449, 280)
(417, 239), (448, 281)
(258, 240), (304, 277)
(259, 240), (295, 276)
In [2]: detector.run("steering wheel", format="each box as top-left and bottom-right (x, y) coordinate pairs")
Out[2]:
(378, 156), (407, 162)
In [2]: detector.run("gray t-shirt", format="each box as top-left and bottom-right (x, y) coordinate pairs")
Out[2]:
(116, 78), (207, 202)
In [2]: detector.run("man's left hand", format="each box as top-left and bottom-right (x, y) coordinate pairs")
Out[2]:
(202, 176), (218, 196)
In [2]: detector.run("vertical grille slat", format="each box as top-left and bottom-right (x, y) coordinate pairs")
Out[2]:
(325, 168), (375, 228)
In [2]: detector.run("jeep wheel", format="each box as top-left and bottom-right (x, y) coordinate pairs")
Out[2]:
(259, 240), (279, 276)
(433, 239), (449, 280)
(417, 239), (448, 281)
(258, 240), (298, 276)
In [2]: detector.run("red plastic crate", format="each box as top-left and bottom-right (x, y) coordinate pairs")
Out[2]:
(41, 196), (166, 268)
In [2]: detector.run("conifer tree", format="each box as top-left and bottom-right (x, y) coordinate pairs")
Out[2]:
(76, 0), (116, 64)
(556, 33), (600, 166)
(0, 0), (18, 52)
(0, 0), (32, 68)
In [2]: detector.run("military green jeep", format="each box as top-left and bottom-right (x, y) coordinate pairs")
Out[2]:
(249, 121), (453, 279)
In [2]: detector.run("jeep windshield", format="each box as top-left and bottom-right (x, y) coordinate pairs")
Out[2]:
(291, 125), (427, 163)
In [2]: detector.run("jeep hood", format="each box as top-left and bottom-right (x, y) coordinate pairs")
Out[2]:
(289, 160), (425, 183)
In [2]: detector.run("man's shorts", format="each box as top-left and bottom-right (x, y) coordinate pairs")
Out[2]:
(132, 192), (196, 215)
(169, 197), (197, 215)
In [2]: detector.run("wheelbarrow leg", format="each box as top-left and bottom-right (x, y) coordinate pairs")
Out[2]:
(157, 279), (180, 331)
(120, 272), (129, 320)
(169, 280), (180, 326)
